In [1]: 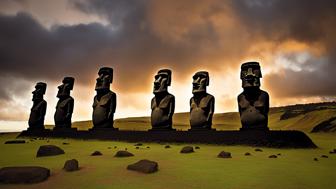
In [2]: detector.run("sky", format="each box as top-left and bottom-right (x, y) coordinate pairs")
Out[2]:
(0, 0), (336, 131)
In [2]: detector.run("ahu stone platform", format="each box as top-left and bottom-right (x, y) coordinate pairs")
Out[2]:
(18, 129), (317, 148)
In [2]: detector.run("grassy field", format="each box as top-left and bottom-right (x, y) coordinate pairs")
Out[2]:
(0, 132), (335, 189)
(2, 103), (335, 188)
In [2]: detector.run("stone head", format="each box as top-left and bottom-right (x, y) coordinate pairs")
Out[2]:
(32, 82), (47, 101)
(240, 62), (262, 88)
(95, 67), (113, 91)
(153, 69), (171, 94)
(192, 71), (209, 94)
(57, 77), (74, 98)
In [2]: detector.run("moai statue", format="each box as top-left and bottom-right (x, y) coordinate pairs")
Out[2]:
(150, 69), (175, 130)
(28, 82), (47, 130)
(54, 77), (75, 129)
(92, 67), (117, 129)
(238, 62), (269, 130)
(189, 71), (215, 130)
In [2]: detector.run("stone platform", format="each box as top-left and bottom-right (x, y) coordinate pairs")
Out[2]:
(18, 129), (317, 148)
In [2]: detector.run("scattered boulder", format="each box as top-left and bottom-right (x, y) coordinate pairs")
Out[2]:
(114, 146), (117, 149)
(0, 166), (50, 184)
(180, 146), (194, 153)
(321, 155), (328, 158)
(329, 149), (336, 154)
(277, 153), (281, 156)
(255, 148), (263, 152)
(146, 146), (150, 149)
(269, 155), (277, 158)
(62, 142), (69, 145)
(195, 146), (200, 149)
(36, 145), (65, 157)
(127, 159), (158, 174)
(134, 143), (143, 146)
(115, 150), (134, 157)
(108, 147), (112, 149)
(245, 152), (251, 156)
(91, 151), (103, 156)
(164, 145), (171, 149)
(217, 151), (232, 158)
(63, 159), (79, 172)
(135, 147), (140, 149)
(314, 158), (318, 161)
(4, 140), (26, 144)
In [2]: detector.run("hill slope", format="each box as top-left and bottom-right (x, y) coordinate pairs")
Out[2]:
(46, 102), (336, 133)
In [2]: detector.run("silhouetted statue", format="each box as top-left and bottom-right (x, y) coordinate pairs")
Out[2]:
(28, 82), (47, 130)
(238, 62), (269, 130)
(54, 77), (75, 129)
(92, 67), (117, 129)
(189, 71), (215, 130)
(150, 69), (175, 130)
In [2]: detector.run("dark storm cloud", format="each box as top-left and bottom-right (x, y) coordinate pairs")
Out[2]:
(232, 0), (336, 97)
(0, 0), (336, 122)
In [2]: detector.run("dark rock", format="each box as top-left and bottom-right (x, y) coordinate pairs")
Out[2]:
(195, 146), (200, 149)
(329, 151), (335, 154)
(108, 147), (112, 149)
(245, 152), (251, 156)
(36, 145), (65, 157)
(321, 155), (328, 158)
(277, 153), (281, 156)
(0, 166), (50, 184)
(134, 143), (143, 146)
(62, 142), (69, 145)
(146, 146), (150, 149)
(180, 146), (194, 153)
(135, 147), (140, 149)
(217, 151), (232, 158)
(164, 145), (171, 149)
(115, 150), (134, 157)
(314, 158), (318, 161)
(91, 151), (103, 156)
(114, 146), (117, 149)
(255, 148), (263, 152)
(269, 155), (277, 158)
(127, 159), (158, 173)
(4, 140), (26, 144)
(63, 159), (79, 172)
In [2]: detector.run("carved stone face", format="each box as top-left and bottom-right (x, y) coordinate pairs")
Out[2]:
(153, 69), (171, 94)
(95, 67), (113, 91)
(57, 77), (74, 98)
(240, 62), (262, 88)
(32, 82), (46, 101)
(192, 71), (209, 94)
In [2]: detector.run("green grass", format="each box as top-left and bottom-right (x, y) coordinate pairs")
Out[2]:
(0, 133), (335, 189)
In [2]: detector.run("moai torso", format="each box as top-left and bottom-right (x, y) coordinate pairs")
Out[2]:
(238, 89), (269, 130)
(150, 69), (175, 130)
(238, 62), (269, 130)
(92, 67), (117, 129)
(54, 77), (75, 129)
(28, 82), (47, 130)
(54, 97), (74, 128)
(190, 93), (214, 129)
(189, 71), (214, 130)
(151, 93), (175, 129)
(92, 91), (116, 128)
